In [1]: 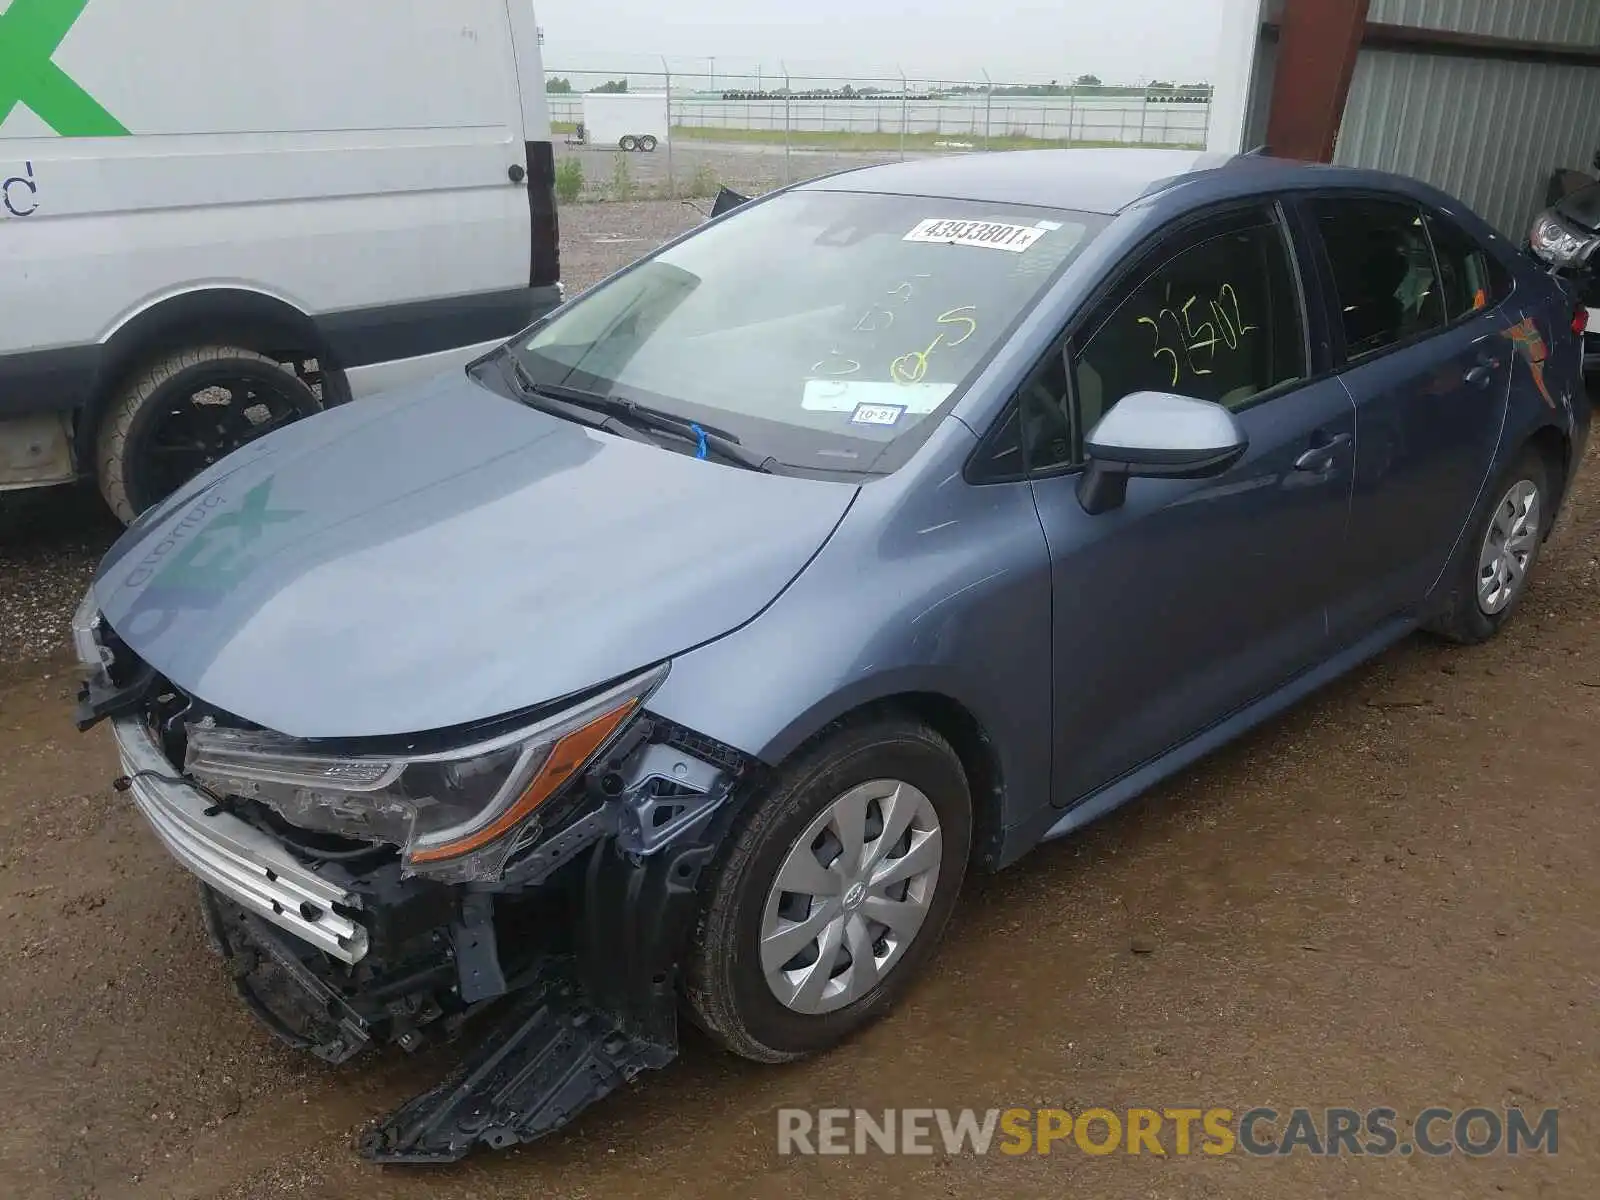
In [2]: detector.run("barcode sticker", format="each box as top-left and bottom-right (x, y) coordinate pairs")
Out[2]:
(904, 218), (1047, 253)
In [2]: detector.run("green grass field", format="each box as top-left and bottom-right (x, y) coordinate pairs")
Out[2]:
(668, 125), (1202, 153)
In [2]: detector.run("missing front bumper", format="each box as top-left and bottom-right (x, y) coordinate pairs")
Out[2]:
(111, 716), (369, 962)
(108, 695), (750, 1163)
(191, 830), (705, 1163)
(359, 831), (714, 1162)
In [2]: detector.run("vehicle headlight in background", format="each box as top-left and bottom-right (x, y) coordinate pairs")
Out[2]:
(1528, 214), (1600, 269)
(185, 665), (666, 883)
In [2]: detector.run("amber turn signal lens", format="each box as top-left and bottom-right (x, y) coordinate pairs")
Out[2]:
(407, 697), (638, 864)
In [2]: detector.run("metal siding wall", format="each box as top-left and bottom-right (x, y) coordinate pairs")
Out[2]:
(1334, 49), (1600, 235)
(1366, 0), (1600, 42)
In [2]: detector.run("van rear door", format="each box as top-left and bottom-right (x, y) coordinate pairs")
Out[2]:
(505, 1), (560, 294)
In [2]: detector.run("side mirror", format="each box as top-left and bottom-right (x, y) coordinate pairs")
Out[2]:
(1076, 391), (1248, 515)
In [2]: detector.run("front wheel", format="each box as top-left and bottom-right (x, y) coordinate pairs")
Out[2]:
(684, 717), (971, 1063)
(618, 135), (638, 152)
(639, 134), (659, 152)
(1427, 448), (1552, 644)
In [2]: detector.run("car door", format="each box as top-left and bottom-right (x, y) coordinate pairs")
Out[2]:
(1304, 196), (1515, 642)
(1020, 203), (1359, 807)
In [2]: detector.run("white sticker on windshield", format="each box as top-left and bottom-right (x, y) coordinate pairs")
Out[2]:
(904, 217), (1047, 253)
(850, 402), (905, 427)
(803, 380), (955, 414)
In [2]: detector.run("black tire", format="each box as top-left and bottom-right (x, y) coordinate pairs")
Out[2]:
(97, 345), (321, 524)
(1426, 447), (1553, 645)
(618, 135), (638, 152)
(684, 717), (972, 1063)
(639, 135), (659, 153)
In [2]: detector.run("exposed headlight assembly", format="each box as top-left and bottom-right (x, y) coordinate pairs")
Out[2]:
(185, 666), (666, 883)
(1528, 214), (1600, 269)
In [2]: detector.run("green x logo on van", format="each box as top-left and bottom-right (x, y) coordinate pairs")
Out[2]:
(0, 0), (128, 136)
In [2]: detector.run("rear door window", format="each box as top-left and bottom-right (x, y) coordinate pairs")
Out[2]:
(1313, 199), (1446, 359)
(1426, 213), (1511, 320)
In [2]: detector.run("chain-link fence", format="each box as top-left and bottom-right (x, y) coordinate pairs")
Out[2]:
(544, 67), (1212, 205)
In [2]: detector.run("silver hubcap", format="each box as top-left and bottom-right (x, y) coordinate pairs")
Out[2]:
(759, 779), (942, 1015)
(1476, 479), (1540, 616)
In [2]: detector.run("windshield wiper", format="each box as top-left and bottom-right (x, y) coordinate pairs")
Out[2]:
(504, 357), (777, 473)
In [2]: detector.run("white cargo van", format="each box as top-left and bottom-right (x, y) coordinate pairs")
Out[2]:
(0, 0), (561, 522)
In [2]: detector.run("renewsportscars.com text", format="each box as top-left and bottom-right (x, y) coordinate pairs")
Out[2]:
(777, 1106), (1559, 1157)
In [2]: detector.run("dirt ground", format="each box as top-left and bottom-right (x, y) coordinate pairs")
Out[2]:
(2, 203), (1598, 1199)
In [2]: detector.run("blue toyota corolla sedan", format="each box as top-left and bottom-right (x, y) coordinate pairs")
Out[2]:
(73, 149), (1589, 1161)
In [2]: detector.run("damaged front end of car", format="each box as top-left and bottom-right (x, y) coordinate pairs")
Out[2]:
(73, 594), (757, 1164)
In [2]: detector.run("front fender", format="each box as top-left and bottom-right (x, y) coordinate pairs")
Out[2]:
(646, 421), (1056, 845)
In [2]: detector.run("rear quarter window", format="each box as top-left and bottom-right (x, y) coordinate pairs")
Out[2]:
(1313, 198), (1446, 359)
(1425, 212), (1513, 320)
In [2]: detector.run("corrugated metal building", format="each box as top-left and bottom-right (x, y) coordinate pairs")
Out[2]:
(1210, 0), (1600, 236)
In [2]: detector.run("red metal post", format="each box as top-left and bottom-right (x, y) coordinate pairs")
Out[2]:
(1266, 0), (1371, 162)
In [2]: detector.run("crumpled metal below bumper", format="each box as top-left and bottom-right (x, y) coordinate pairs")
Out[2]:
(111, 715), (369, 963)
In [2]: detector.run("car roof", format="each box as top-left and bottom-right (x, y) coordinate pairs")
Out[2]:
(800, 148), (1436, 217)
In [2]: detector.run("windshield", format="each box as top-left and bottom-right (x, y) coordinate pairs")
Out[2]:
(513, 189), (1103, 474)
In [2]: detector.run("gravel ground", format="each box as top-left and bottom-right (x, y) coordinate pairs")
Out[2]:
(555, 137), (922, 201)
(0, 485), (120, 662)
(557, 197), (703, 292)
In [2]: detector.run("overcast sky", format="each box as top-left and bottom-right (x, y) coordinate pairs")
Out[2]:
(535, 0), (1226, 87)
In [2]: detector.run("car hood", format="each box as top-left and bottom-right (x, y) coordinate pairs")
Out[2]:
(92, 370), (856, 739)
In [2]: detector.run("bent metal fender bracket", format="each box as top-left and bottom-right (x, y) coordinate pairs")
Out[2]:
(362, 724), (756, 1163)
(358, 966), (675, 1163)
(359, 833), (713, 1163)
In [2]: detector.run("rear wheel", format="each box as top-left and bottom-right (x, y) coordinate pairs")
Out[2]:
(618, 135), (638, 152)
(1427, 448), (1552, 644)
(97, 345), (321, 523)
(639, 134), (659, 152)
(684, 717), (971, 1063)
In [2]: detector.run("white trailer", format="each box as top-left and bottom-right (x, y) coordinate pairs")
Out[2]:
(580, 93), (669, 152)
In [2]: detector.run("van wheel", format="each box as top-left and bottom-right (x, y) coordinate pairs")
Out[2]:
(98, 345), (321, 523)
(640, 135), (658, 152)
(619, 135), (638, 152)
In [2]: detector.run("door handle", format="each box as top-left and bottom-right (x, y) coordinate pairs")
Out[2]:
(1464, 365), (1494, 388)
(1293, 431), (1351, 473)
